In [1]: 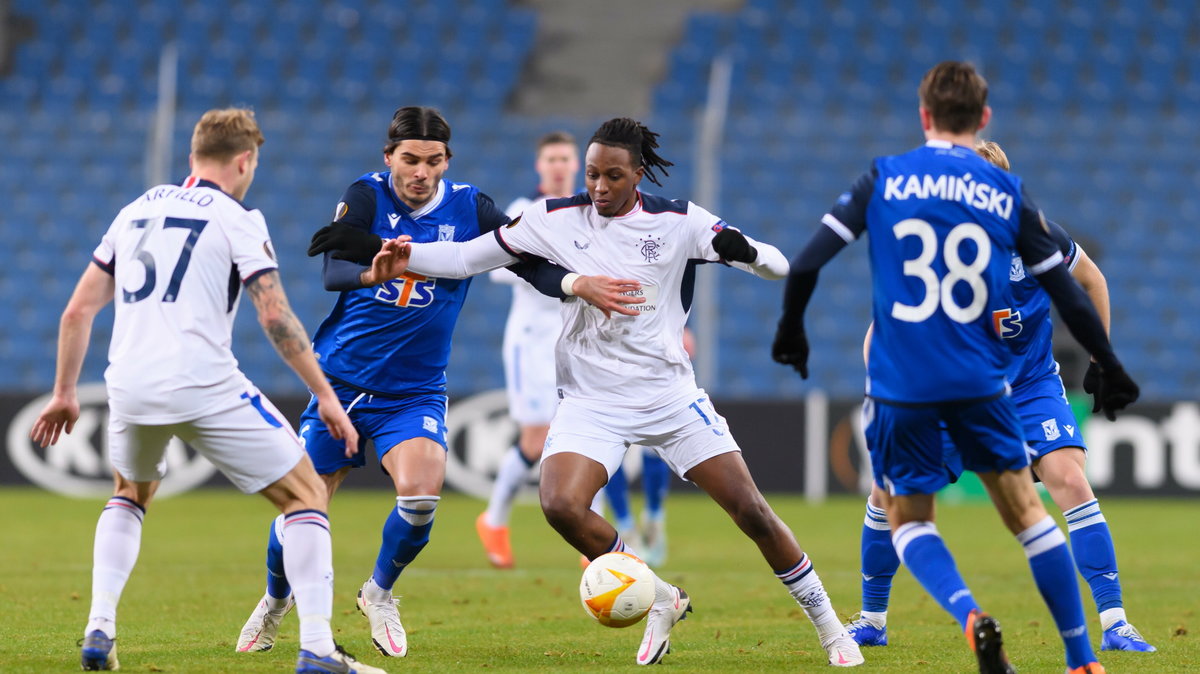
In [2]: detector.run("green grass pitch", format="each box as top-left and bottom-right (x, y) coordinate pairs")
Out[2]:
(1, 487), (1194, 672)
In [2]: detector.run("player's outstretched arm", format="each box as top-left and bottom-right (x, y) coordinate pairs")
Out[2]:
(30, 263), (115, 448)
(712, 229), (790, 279)
(245, 271), (359, 456)
(405, 232), (522, 279)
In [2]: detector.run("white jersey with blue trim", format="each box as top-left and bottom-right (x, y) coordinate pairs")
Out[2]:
(91, 177), (278, 423)
(496, 192), (728, 410)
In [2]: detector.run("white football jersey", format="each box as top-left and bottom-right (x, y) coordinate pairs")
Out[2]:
(496, 192), (730, 410)
(91, 177), (278, 424)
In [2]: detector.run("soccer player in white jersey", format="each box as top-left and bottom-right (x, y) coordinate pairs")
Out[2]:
(370, 118), (865, 668)
(477, 131), (580, 568)
(29, 109), (385, 674)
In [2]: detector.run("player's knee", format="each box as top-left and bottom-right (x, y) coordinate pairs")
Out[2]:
(730, 495), (780, 541)
(540, 489), (586, 532)
(112, 475), (155, 508)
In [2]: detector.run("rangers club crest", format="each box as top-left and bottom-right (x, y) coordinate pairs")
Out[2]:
(438, 224), (456, 241)
(639, 236), (663, 262)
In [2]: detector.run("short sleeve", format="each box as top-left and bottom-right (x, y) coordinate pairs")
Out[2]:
(91, 214), (120, 275)
(823, 164), (876, 242)
(493, 200), (549, 259)
(1015, 186), (1065, 276)
(1044, 219), (1080, 272)
(227, 209), (279, 284)
(683, 202), (730, 261)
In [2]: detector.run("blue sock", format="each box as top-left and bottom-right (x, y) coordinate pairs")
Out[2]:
(861, 500), (899, 614)
(1019, 516), (1096, 669)
(641, 450), (670, 518)
(265, 515), (290, 599)
(893, 521), (978, 629)
(371, 496), (440, 591)
(604, 466), (634, 531)
(1063, 499), (1122, 612)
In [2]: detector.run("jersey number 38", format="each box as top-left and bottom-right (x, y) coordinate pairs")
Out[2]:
(890, 219), (991, 324)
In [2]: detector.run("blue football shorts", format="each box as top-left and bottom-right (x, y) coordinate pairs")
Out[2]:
(939, 370), (1087, 480)
(864, 392), (1031, 496)
(299, 381), (448, 475)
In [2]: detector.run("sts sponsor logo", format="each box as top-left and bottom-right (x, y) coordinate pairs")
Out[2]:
(375, 272), (437, 308)
(992, 308), (1023, 339)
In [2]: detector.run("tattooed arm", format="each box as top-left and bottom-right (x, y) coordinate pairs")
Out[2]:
(245, 270), (360, 455)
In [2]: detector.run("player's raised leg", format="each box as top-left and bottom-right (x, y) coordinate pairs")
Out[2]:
(540, 451), (689, 666)
(685, 451), (863, 667)
(357, 436), (445, 658)
(1034, 448), (1154, 653)
(845, 484), (896, 647)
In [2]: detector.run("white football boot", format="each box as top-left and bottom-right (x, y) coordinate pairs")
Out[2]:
(357, 584), (408, 657)
(824, 629), (866, 667)
(236, 593), (294, 652)
(636, 584), (691, 665)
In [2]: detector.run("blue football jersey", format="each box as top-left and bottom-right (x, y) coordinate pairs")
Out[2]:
(826, 140), (1064, 404)
(311, 174), (494, 396)
(999, 221), (1079, 387)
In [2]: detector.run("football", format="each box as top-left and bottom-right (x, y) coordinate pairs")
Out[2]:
(579, 552), (656, 628)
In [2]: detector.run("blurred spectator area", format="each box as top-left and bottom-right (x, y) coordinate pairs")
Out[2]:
(0, 0), (1195, 401)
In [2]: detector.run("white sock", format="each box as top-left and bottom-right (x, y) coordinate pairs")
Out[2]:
(776, 554), (843, 644)
(86, 497), (145, 637)
(485, 446), (534, 527)
(653, 574), (674, 603)
(1100, 607), (1127, 631)
(860, 610), (887, 629)
(282, 510), (335, 657)
(362, 575), (391, 604)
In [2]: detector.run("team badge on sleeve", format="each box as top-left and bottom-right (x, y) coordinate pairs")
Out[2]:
(711, 219), (728, 232)
(333, 201), (348, 221)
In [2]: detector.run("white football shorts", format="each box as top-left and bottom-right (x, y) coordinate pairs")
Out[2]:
(543, 389), (740, 480)
(503, 325), (560, 426)
(107, 386), (304, 494)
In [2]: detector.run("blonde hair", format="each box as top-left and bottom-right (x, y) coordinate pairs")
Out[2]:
(975, 140), (1010, 171)
(191, 108), (264, 162)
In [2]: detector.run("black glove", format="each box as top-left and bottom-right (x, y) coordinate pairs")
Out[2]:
(712, 228), (757, 264)
(1082, 360), (1101, 411)
(307, 223), (383, 264)
(1096, 365), (1139, 421)
(772, 321), (810, 378)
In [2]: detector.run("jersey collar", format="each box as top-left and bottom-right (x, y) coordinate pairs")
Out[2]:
(179, 176), (249, 209)
(925, 139), (974, 152)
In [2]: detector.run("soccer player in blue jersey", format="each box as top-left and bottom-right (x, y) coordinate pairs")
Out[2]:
(773, 62), (1138, 674)
(235, 107), (640, 658)
(844, 141), (1155, 654)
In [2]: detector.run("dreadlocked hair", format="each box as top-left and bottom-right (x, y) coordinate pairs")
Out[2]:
(589, 117), (674, 186)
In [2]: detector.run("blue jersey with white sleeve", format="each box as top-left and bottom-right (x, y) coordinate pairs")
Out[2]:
(311, 173), (497, 397)
(826, 140), (1064, 404)
(999, 220), (1080, 388)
